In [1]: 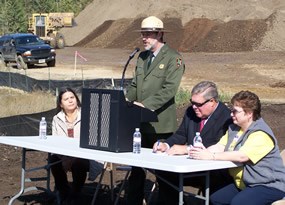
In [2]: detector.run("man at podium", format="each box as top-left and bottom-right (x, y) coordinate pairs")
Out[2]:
(125, 16), (185, 205)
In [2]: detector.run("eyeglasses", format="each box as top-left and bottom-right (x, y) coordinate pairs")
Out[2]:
(190, 99), (211, 107)
(231, 109), (243, 115)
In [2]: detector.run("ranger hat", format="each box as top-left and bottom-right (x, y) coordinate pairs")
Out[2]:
(135, 16), (170, 32)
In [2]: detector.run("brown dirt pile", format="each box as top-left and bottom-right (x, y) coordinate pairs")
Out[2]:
(62, 0), (285, 52)
(76, 17), (268, 52)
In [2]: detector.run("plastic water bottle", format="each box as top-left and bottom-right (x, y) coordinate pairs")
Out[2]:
(133, 128), (141, 154)
(39, 117), (47, 139)
(193, 132), (203, 148)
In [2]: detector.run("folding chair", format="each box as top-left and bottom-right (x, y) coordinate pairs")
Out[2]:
(114, 166), (158, 205)
(91, 163), (132, 205)
(145, 178), (158, 204)
(114, 165), (132, 205)
(91, 163), (158, 205)
(91, 162), (114, 204)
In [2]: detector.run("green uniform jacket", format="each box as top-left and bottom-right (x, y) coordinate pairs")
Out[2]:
(126, 44), (185, 134)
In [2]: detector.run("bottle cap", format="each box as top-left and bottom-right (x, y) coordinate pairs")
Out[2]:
(42, 117), (45, 120)
(135, 128), (140, 131)
(195, 132), (200, 136)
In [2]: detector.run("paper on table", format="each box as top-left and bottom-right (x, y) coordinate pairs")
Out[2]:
(153, 151), (168, 156)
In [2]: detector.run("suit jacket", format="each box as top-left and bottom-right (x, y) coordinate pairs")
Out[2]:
(166, 102), (232, 147)
(126, 44), (185, 134)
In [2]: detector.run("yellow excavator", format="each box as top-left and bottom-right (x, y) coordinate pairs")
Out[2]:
(28, 12), (74, 49)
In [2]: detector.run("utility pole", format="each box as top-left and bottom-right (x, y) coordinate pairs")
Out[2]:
(56, 0), (59, 12)
(3, 0), (7, 34)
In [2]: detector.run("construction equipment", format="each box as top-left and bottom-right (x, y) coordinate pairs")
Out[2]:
(28, 12), (74, 49)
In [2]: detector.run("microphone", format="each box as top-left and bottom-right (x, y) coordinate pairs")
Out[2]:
(129, 47), (140, 59)
(120, 47), (140, 90)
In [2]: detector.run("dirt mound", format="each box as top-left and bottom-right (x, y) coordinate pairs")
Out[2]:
(76, 17), (268, 52)
(62, 0), (285, 52)
(190, 19), (267, 52)
(257, 11), (285, 51)
(76, 18), (143, 49)
(179, 18), (219, 52)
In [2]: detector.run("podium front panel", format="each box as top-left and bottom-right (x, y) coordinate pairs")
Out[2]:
(80, 88), (157, 152)
(80, 88), (134, 152)
(88, 92), (111, 148)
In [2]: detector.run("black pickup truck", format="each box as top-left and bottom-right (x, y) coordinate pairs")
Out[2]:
(0, 33), (56, 69)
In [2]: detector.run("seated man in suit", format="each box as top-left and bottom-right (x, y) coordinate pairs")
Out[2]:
(153, 81), (233, 205)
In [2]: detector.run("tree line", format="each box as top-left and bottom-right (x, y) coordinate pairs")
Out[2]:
(0, 0), (92, 35)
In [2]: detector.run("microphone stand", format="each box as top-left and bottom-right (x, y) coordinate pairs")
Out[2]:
(120, 56), (132, 90)
(120, 48), (140, 90)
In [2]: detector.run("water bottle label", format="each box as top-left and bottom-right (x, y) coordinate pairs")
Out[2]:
(39, 119), (47, 139)
(133, 137), (141, 143)
(193, 134), (203, 148)
(193, 142), (203, 148)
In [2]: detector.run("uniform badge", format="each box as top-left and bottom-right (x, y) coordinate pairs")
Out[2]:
(176, 58), (182, 68)
(159, 64), (164, 69)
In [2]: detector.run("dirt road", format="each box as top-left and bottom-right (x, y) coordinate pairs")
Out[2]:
(4, 47), (285, 104)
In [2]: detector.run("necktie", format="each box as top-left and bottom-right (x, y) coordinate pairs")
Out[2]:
(147, 52), (154, 70)
(199, 118), (206, 132)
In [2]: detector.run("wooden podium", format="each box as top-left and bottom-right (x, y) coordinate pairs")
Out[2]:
(80, 88), (158, 152)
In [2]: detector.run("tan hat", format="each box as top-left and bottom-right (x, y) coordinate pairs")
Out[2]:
(135, 16), (170, 32)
